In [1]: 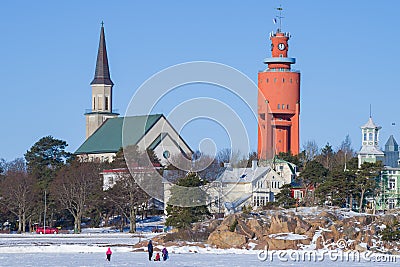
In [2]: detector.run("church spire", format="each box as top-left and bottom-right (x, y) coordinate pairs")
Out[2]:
(91, 22), (113, 86)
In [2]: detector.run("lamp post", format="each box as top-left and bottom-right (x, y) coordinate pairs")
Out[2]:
(133, 206), (137, 233)
(44, 190), (46, 234)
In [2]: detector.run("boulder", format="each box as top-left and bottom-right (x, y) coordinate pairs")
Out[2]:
(262, 237), (309, 250)
(294, 216), (311, 234)
(316, 236), (324, 250)
(207, 230), (247, 249)
(236, 219), (255, 239)
(246, 218), (264, 239)
(355, 243), (367, 252)
(208, 219), (222, 233)
(268, 215), (297, 234)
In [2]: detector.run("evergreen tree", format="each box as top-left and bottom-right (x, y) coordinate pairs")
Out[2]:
(355, 161), (382, 212)
(298, 160), (328, 205)
(276, 151), (301, 167)
(165, 172), (210, 229)
(382, 220), (400, 241)
(24, 136), (71, 190)
(275, 184), (296, 208)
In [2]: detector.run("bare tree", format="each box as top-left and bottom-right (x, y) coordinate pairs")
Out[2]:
(0, 158), (36, 233)
(302, 140), (319, 163)
(106, 171), (148, 233)
(51, 161), (102, 233)
(216, 148), (245, 167)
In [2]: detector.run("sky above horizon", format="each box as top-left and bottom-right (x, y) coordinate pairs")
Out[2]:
(2, 1), (400, 161)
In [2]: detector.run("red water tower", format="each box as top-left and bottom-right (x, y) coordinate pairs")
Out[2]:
(257, 27), (300, 160)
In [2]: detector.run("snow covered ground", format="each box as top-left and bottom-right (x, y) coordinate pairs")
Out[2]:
(0, 232), (398, 266)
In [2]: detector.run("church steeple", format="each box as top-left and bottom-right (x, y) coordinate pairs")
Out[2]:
(85, 22), (118, 139)
(91, 22), (113, 86)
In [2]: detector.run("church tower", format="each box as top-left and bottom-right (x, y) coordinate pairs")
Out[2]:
(85, 23), (119, 139)
(357, 117), (384, 167)
(257, 7), (300, 159)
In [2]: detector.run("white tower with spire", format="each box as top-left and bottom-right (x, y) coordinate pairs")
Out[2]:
(85, 23), (119, 139)
(357, 116), (384, 167)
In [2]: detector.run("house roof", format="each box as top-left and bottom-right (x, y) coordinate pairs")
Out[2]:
(361, 117), (381, 129)
(358, 145), (384, 156)
(75, 114), (163, 154)
(215, 166), (271, 183)
(385, 135), (399, 152)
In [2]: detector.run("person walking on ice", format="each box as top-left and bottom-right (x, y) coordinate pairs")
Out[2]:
(147, 240), (153, 261)
(106, 247), (112, 261)
(162, 247), (168, 261)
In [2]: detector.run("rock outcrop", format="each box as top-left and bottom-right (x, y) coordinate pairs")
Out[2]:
(205, 207), (400, 252)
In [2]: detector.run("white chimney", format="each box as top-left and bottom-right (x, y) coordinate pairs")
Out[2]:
(252, 160), (258, 171)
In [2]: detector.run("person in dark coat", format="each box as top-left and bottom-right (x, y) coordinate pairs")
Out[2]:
(147, 240), (153, 261)
(162, 247), (168, 261)
(106, 247), (112, 261)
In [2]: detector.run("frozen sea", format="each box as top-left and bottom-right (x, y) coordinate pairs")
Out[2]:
(0, 233), (398, 267)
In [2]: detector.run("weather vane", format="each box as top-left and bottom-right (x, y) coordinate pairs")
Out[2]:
(274, 5), (284, 32)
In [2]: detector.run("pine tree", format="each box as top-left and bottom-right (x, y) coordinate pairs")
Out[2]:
(165, 172), (210, 229)
(275, 184), (296, 208)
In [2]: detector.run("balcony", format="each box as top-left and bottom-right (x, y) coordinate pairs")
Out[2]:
(84, 109), (119, 115)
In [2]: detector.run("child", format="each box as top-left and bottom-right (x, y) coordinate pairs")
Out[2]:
(106, 247), (112, 261)
(154, 252), (161, 261)
(162, 247), (168, 261)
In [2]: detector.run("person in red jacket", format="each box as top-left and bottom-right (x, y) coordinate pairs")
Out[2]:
(106, 247), (112, 261)
(154, 252), (161, 261)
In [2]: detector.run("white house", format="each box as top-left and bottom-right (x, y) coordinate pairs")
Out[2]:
(163, 159), (296, 214)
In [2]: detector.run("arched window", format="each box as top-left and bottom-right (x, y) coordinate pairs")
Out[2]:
(369, 132), (373, 141)
(363, 132), (367, 141)
(277, 104), (280, 109)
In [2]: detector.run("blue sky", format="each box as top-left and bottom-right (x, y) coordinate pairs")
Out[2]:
(2, 1), (400, 161)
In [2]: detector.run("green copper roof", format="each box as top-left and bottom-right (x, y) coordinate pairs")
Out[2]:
(75, 114), (163, 154)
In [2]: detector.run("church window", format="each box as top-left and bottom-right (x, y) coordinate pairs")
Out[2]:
(290, 78), (293, 83)
(266, 78), (269, 83)
(282, 78), (285, 83)
(277, 104), (280, 109)
(287, 104), (289, 109)
(369, 133), (373, 141)
(282, 104), (285, 109)
(105, 96), (109, 110)
(363, 133), (367, 141)
(98, 96), (102, 110)
(163, 150), (170, 159)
